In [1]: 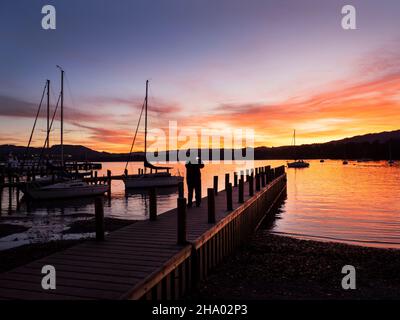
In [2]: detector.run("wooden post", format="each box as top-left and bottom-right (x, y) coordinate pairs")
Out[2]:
(149, 187), (157, 221)
(94, 171), (98, 184)
(95, 197), (105, 241)
(178, 181), (184, 198)
(256, 173), (261, 191)
(249, 174), (254, 196)
(225, 173), (229, 190)
(238, 177), (244, 203)
(8, 184), (12, 212)
(261, 168), (266, 187)
(226, 182), (233, 211)
(177, 197), (187, 245)
(234, 172), (238, 187)
(107, 170), (111, 197)
(15, 176), (20, 211)
(138, 168), (141, 175)
(246, 169), (249, 181)
(207, 188), (215, 223)
(213, 176), (218, 195)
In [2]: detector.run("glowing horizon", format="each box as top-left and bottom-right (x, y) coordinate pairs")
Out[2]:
(1, 0), (400, 153)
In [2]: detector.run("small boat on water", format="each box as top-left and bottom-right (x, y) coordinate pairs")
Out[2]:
(24, 180), (108, 200)
(287, 130), (310, 168)
(320, 159), (325, 163)
(123, 80), (183, 189)
(288, 160), (310, 168)
(343, 160), (349, 165)
(124, 171), (183, 189)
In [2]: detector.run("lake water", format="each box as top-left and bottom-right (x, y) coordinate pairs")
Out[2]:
(0, 160), (399, 250)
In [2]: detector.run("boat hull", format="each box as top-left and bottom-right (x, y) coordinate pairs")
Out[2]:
(123, 174), (183, 189)
(287, 161), (310, 168)
(24, 184), (109, 200)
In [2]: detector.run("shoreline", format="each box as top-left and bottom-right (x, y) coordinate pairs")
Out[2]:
(189, 231), (400, 300)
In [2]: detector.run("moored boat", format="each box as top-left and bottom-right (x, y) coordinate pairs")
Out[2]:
(23, 180), (108, 200)
(123, 80), (183, 189)
(287, 130), (310, 169)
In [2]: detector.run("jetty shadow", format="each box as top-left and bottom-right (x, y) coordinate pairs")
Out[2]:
(260, 189), (287, 230)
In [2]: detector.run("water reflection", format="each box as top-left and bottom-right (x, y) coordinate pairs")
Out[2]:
(0, 160), (399, 250)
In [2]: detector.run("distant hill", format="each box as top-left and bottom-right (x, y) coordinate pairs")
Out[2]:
(1, 130), (399, 161)
(331, 130), (400, 144)
(254, 130), (400, 160)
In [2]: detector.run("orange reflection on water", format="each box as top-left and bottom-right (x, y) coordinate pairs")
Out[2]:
(273, 160), (400, 248)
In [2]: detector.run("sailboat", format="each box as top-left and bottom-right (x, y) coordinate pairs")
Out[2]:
(22, 67), (108, 200)
(123, 80), (184, 189)
(287, 130), (310, 168)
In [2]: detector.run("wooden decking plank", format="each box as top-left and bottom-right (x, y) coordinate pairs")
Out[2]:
(0, 287), (85, 300)
(8, 267), (143, 285)
(27, 260), (157, 276)
(1, 273), (133, 293)
(0, 280), (122, 299)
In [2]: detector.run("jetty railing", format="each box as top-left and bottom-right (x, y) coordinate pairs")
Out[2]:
(124, 165), (287, 300)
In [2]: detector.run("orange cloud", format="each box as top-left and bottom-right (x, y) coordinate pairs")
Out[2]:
(175, 72), (400, 147)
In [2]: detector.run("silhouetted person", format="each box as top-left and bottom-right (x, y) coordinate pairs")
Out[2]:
(185, 158), (204, 207)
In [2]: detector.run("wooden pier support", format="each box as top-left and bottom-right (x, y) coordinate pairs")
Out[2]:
(261, 168), (266, 187)
(207, 188), (216, 223)
(213, 176), (218, 195)
(177, 197), (187, 245)
(107, 170), (112, 197)
(226, 182), (233, 211)
(178, 181), (184, 198)
(225, 173), (229, 190)
(256, 173), (261, 191)
(95, 198), (105, 241)
(15, 176), (20, 211)
(149, 188), (157, 221)
(234, 172), (238, 187)
(238, 177), (244, 203)
(249, 174), (254, 196)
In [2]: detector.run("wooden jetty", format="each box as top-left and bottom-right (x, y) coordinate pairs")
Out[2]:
(0, 166), (287, 300)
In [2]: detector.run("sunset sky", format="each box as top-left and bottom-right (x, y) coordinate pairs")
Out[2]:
(1, 0), (400, 153)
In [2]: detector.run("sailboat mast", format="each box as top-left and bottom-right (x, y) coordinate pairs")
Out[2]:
(57, 65), (65, 168)
(46, 79), (50, 151)
(294, 129), (296, 160)
(144, 80), (148, 173)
